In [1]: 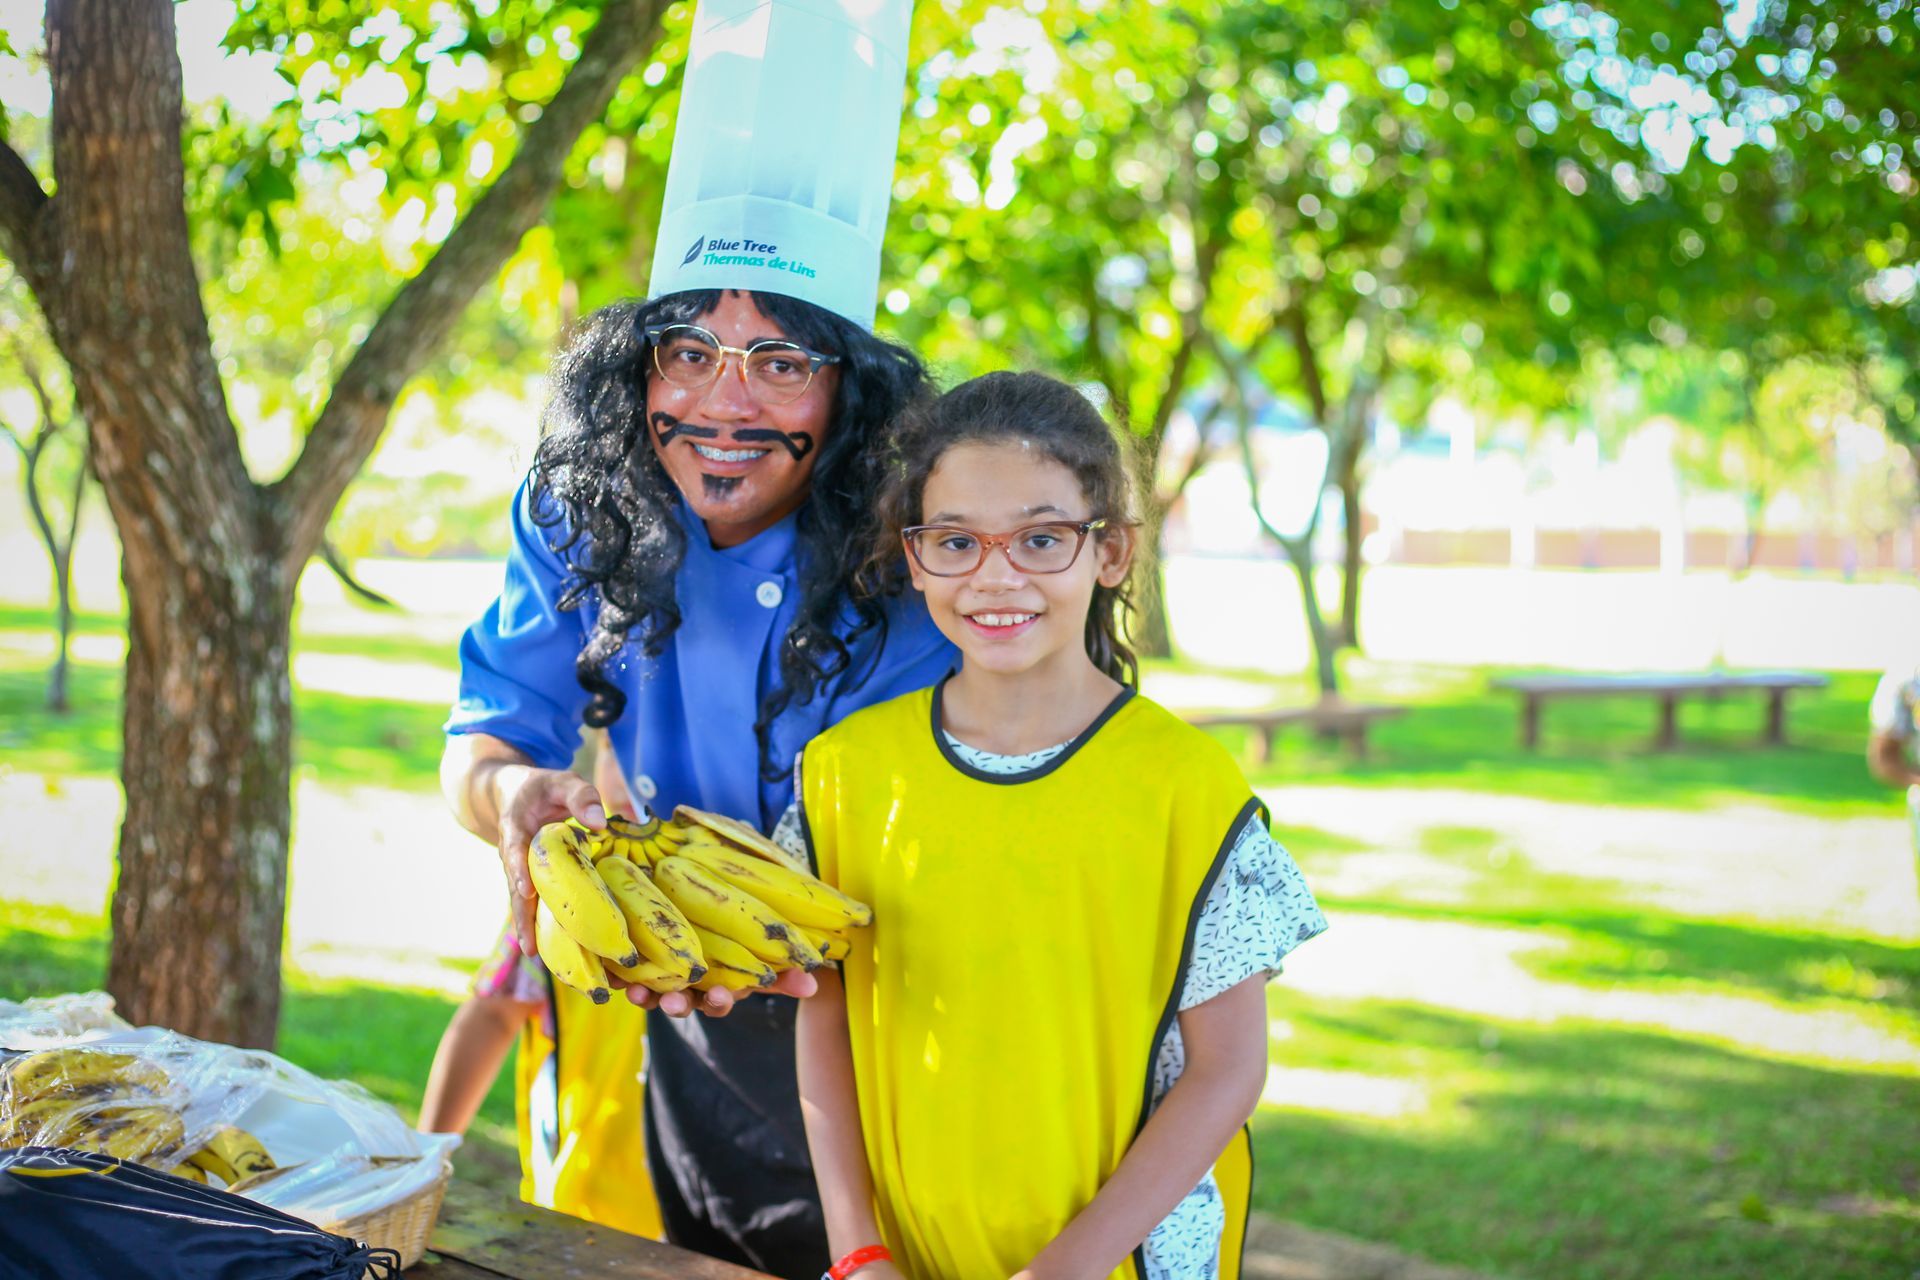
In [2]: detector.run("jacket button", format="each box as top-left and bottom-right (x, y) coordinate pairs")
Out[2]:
(756, 581), (784, 608)
(635, 774), (658, 800)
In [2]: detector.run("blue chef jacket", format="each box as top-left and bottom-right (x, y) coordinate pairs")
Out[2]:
(448, 479), (956, 830)
(446, 478), (955, 1277)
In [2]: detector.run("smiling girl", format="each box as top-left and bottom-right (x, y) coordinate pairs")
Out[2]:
(788, 371), (1328, 1280)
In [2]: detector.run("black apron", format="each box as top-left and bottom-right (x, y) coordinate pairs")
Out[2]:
(644, 998), (827, 1280)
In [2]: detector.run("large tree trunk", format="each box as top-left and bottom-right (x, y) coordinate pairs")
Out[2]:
(2, 0), (665, 1047)
(108, 557), (295, 1044)
(1130, 497), (1176, 660)
(36, 0), (281, 1043)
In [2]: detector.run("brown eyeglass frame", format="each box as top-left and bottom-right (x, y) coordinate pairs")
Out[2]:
(900, 519), (1108, 576)
(643, 322), (841, 405)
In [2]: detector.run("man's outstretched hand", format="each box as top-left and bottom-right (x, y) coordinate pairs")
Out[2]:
(618, 966), (819, 1017)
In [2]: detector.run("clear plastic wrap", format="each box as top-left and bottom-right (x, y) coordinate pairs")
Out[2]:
(0, 992), (458, 1233)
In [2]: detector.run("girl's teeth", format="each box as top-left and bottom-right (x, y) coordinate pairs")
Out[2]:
(974, 613), (1035, 627)
(693, 445), (769, 462)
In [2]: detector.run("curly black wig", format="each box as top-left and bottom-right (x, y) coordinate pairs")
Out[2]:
(529, 289), (930, 777)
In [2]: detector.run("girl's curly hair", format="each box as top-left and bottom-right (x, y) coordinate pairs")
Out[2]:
(530, 289), (930, 776)
(860, 369), (1143, 688)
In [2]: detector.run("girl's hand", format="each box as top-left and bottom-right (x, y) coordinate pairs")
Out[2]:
(495, 765), (607, 956)
(849, 1262), (905, 1280)
(621, 966), (818, 1017)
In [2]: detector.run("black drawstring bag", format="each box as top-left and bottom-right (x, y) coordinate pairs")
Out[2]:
(0, 1146), (401, 1280)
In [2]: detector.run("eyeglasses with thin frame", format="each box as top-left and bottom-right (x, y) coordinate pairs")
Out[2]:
(644, 323), (841, 406)
(901, 519), (1109, 577)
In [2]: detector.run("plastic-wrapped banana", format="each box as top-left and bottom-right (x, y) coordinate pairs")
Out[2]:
(0, 1093), (93, 1148)
(68, 1105), (186, 1164)
(2, 1047), (172, 1101)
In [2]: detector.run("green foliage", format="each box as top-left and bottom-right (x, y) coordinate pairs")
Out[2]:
(886, 1), (1633, 452)
(220, 0), (690, 310)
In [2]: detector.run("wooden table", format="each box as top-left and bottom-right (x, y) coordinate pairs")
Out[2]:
(403, 1179), (776, 1280)
(1187, 698), (1407, 763)
(1489, 671), (1830, 752)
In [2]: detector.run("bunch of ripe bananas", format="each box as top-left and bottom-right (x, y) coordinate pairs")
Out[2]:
(0, 1046), (276, 1187)
(531, 805), (871, 1002)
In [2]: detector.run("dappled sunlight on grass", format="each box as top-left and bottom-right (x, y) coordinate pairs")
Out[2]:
(1252, 1001), (1920, 1280)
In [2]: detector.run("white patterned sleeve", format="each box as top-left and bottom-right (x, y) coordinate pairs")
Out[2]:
(771, 798), (808, 863)
(772, 753), (811, 868)
(1178, 811), (1329, 1011)
(1869, 670), (1917, 739)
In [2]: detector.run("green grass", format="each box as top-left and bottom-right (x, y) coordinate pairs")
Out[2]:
(1150, 657), (1890, 817)
(1, 606), (1890, 817)
(1253, 998), (1920, 1280)
(4, 606), (1915, 1276)
(1242, 817), (1920, 1280)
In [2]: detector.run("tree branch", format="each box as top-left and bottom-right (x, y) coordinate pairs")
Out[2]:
(4, 333), (72, 559)
(1216, 327), (1318, 548)
(1167, 317), (1284, 506)
(0, 137), (52, 281)
(1164, 395), (1225, 505)
(320, 539), (398, 609)
(274, 0), (669, 572)
(1077, 254), (1127, 415)
(1285, 300), (1330, 427)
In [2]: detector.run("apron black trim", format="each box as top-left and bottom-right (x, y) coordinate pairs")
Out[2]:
(796, 759), (821, 877)
(1235, 1123), (1255, 1279)
(929, 675), (1135, 784)
(544, 965), (562, 1088)
(1129, 794), (1264, 1280)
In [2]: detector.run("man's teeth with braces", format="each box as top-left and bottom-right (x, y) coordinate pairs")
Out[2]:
(693, 444), (770, 462)
(971, 612), (1036, 627)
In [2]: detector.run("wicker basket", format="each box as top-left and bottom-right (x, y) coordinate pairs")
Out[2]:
(327, 1156), (453, 1271)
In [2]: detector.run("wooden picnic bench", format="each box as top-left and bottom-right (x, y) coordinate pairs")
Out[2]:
(1186, 697), (1407, 763)
(1489, 670), (1830, 752)
(404, 1177), (774, 1280)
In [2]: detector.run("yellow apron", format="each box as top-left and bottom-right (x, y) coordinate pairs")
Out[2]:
(804, 686), (1259, 1280)
(515, 979), (663, 1238)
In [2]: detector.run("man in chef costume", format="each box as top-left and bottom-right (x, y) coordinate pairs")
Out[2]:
(427, 3), (954, 1274)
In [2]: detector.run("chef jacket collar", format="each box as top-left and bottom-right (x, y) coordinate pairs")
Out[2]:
(677, 491), (802, 574)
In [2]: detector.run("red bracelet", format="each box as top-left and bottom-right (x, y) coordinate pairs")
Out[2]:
(826, 1244), (892, 1280)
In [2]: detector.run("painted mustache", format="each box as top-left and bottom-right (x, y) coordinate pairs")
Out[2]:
(651, 413), (815, 461)
(729, 428), (815, 460)
(652, 412), (719, 446)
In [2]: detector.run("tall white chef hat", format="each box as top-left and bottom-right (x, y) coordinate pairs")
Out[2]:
(646, 0), (915, 329)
